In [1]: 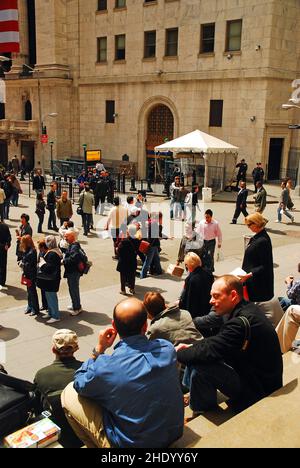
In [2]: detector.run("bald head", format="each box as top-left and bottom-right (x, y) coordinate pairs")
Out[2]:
(113, 298), (147, 338)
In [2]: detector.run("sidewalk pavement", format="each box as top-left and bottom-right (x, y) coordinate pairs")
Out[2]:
(1, 242), (299, 381)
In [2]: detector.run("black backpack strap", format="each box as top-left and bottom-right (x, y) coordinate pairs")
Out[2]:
(237, 316), (251, 351)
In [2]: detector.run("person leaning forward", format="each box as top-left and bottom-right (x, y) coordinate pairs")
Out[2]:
(176, 275), (283, 416)
(61, 298), (184, 448)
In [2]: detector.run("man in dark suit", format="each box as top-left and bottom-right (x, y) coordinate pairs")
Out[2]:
(0, 221), (11, 287)
(235, 159), (248, 188)
(32, 169), (46, 195)
(176, 275), (283, 415)
(231, 181), (248, 224)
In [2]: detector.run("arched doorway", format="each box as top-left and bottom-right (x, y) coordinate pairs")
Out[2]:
(146, 104), (174, 181)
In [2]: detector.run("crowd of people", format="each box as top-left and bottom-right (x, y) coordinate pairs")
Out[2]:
(0, 158), (300, 448)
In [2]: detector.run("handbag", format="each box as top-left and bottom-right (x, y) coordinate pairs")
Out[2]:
(21, 275), (32, 288)
(167, 264), (184, 278)
(139, 240), (150, 254)
(77, 192), (85, 215)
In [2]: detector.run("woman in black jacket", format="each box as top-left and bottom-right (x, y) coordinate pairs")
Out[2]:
(37, 236), (62, 324)
(117, 225), (138, 295)
(36, 192), (46, 234)
(241, 213), (274, 302)
(20, 235), (40, 316)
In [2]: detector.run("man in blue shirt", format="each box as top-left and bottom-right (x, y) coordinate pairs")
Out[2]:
(61, 298), (184, 448)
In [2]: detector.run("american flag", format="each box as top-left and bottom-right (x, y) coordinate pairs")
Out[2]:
(0, 0), (19, 53)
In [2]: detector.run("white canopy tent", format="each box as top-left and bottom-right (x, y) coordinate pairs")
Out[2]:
(154, 129), (239, 189)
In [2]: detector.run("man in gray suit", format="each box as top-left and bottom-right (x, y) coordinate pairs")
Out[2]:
(254, 181), (267, 213)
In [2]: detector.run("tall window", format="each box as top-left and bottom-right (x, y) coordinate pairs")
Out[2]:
(106, 100), (115, 123)
(98, 0), (107, 10)
(165, 28), (178, 57)
(200, 23), (215, 53)
(144, 31), (156, 58)
(209, 100), (223, 127)
(0, 103), (5, 119)
(226, 19), (242, 52)
(115, 0), (126, 7)
(25, 100), (32, 121)
(115, 34), (126, 60)
(97, 37), (107, 62)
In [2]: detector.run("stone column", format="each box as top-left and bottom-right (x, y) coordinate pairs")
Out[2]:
(8, 0), (29, 77)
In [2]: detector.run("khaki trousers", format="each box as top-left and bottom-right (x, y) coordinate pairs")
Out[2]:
(275, 305), (300, 354)
(61, 383), (111, 448)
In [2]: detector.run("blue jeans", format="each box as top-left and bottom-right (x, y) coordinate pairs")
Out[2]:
(83, 213), (92, 235)
(279, 296), (292, 311)
(45, 291), (60, 319)
(183, 362), (241, 412)
(3, 200), (10, 220)
(277, 206), (293, 222)
(27, 282), (40, 315)
(67, 272), (81, 310)
(140, 246), (162, 279)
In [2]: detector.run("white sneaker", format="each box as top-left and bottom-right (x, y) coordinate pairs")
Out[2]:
(69, 309), (82, 316)
(67, 305), (74, 311)
(275, 220), (281, 223)
(291, 216), (295, 223)
(46, 318), (61, 324)
(43, 314), (51, 319)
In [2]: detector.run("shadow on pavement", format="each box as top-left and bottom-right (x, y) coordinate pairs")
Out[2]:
(0, 327), (20, 342)
(1, 285), (28, 301)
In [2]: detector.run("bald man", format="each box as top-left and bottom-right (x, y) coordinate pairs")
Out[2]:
(177, 275), (283, 415)
(61, 298), (184, 448)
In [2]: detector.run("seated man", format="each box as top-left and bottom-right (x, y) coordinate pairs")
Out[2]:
(176, 275), (283, 415)
(144, 291), (202, 345)
(61, 298), (184, 448)
(279, 263), (300, 311)
(34, 329), (83, 447)
(276, 304), (300, 354)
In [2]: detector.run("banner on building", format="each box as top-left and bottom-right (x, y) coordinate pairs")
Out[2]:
(0, 0), (20, 53)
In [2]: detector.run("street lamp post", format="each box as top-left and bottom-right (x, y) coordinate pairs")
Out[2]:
(50, 140), (54, 177)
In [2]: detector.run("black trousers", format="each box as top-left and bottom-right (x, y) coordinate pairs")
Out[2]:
(232, 206), (248, 223)
(120, 271), (135, 291)
(48, 209), (58, 229)
(0, 249), (8, 286)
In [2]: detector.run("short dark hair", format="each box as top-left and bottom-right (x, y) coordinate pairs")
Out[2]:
(219, 275), (243, 298)
(127, 196), (134, 204)
(113, 197), (120, 206)
(143, 292), (166, 318)
(21, 213), (30, 223)
(113, 302), (147, 338)
(205, 209), (213, 217)
(67, 220), (74, 228)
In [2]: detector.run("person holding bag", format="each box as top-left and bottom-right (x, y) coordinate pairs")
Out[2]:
(35, 192), (46, 234)
(37, 236), (62, 324)
(20, 235), (40, 317)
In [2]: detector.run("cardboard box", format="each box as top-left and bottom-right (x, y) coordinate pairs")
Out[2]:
(4, 418), (61, 449)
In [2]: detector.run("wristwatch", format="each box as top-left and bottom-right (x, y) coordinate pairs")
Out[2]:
(92, 347), (103, 358)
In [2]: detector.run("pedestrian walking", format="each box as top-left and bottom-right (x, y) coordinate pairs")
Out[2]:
(19, 235), (40, 316)
(35, 192), (46, 234)
(47, 182), (59, 231)
(63, 230), (84, 316)
(78, 184), (94, 236)
(253, 181), (267, 213)
(57, 190), (73, 226)
(195, 209), (222, 272)
(276, 181), (294, 224)
(231, 181), (249, 224)
(0, 221), (11, 288)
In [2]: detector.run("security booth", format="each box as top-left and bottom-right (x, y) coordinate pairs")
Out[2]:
(155, 129), (239, 202)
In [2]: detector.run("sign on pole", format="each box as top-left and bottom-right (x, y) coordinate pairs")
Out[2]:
(40, 134), (48, 144)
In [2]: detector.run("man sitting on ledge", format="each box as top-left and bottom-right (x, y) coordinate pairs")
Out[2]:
(61, 297), (184, 448)
(176, 275), (283, 415)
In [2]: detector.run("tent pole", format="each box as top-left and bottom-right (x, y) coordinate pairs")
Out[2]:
(204, 153), (208, 188)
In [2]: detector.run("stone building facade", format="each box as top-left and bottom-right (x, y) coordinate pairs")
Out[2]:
(1, 0), (300, 182)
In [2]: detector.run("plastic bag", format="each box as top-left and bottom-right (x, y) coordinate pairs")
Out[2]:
(216, 248), (224, 262)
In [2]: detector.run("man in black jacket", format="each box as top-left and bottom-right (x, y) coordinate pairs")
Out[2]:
(32, 169), (46, 194)
(64, 230), (83, 316)
(231, 181), (248, 224)
(179, 252), (214, 319)
(0, 221), (11, 287)
(177, 275), (283, 415)
(47, 183), (58, 231)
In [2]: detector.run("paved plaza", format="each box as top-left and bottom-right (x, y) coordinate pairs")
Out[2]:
(0, 182), (300, 381)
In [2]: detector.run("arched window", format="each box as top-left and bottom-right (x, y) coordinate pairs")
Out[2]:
(25, 100), (32, 120)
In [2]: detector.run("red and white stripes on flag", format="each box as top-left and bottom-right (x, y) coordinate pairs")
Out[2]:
(0, 0), (20, 53)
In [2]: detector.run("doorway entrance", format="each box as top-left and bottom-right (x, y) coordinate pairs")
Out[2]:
(146, 104), (174, 181)
(21, 141), (35, 171)
(267, 138), (284, 180)
(0, 140), (8, 168)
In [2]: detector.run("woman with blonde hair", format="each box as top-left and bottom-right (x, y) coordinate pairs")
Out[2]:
(239, 213), (274, 302)
(20, 235), (40, 316)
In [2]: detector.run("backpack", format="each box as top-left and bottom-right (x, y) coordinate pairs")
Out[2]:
(0, 371), (40, 438)
(77, 246), (92, 275)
